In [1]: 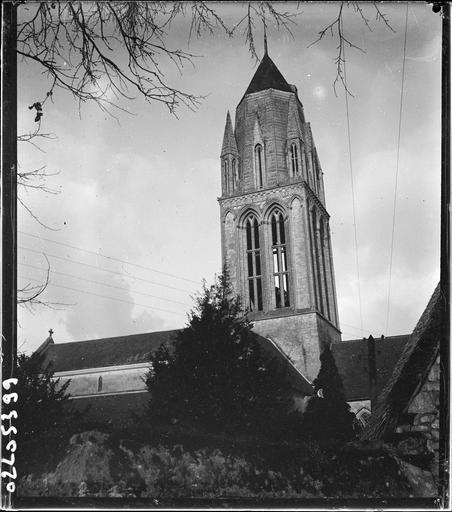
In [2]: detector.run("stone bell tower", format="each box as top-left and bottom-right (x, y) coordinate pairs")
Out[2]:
(218, 46), (341, 381)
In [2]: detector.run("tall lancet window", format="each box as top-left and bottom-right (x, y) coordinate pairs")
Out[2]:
(232, 159), (237, 190)
(311, 209), (324, 315)
(290, 143), (299, 177)
(319, 218), (331, 320)
(254, 144), (264, 188)
(223, 160), (228, 193)
(271, 211), (290, 308)
(246, 215), (263, 311)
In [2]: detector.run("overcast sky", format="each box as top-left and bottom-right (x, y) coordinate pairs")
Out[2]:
(17, 2), (441, 353)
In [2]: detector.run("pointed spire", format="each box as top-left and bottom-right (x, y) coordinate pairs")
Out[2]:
(221, 111), (238, 157)
(244, 53), (292, 96)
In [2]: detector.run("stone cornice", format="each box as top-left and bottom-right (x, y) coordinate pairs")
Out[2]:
(250, 308), (341, 334)
(53, 361), (150, 378)
(218, 180), (329, 219)
(69, 389), (148, 400)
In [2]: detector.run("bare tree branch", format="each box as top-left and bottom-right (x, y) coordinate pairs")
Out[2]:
(308, 2), (394, 96)
(18, 165), (60, 194)
(18, 255), (72, 311)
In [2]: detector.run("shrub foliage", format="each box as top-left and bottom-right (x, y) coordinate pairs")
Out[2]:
(16, 352), (77, 443)
(146, 270), (300, 438)
(301, 346), (356, 443)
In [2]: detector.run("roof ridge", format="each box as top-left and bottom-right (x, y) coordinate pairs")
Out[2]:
(48, 328), (181, 347)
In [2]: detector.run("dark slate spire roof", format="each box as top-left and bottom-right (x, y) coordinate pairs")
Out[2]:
(244, 53), (293, 96)
(221, 111), (238, 156)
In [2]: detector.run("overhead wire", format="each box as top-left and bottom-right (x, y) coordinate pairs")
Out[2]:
(343, 43), (364, 333)
(18, 262), (192, 307)
(19, 231), (200, 285)
(19, 246), (194, 294)
(18, 276), (187, 317)
(385, 2), (409, 335)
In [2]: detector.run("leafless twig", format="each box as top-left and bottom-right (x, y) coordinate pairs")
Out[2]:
(308, 2), (394, 96)
(18, 255), (72, 310)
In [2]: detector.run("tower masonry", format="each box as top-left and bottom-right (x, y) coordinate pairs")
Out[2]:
(218, 49), (341, 381)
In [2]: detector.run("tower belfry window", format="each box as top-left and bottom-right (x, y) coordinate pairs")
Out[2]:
(245, 215), (263, 312)
(255, 144), (264, 188)
(290, 143), (299, 176)
(271, 211), (290, 308)
(97, 376), (103, 393)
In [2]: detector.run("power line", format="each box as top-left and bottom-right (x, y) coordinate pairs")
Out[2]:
(18, 262), (192, 307)
(18, 275), (187, 317)
(341, 322), (370, 335)
(19, 246), (194, 294)
(343, 46), (364, 333)
(385, 3), (409, 335)
(18, 231), (200, 285)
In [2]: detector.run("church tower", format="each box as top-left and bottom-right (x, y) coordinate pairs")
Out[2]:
(218, 47), (341, 381)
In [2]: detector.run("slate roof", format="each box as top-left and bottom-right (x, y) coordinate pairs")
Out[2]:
(41, 330), (180, 372)
(361, 284), (444, 440)
(244, 52), (293, 96)
(333, 335), (410, 402)
(40, 329), (314, 396)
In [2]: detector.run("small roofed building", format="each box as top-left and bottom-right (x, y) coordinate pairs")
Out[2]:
(37, 329), (315, 427)
(361, 284), (444, 479)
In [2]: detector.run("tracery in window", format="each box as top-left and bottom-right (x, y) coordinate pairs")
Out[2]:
(255, 144), (264, 188)
(271, 210), (290, 308)
(246, 215), (263, 312)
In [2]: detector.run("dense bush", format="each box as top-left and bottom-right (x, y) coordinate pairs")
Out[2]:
(15, 352), (83, 443)
(145, 270), (301, 439)
(301, 346), (356, 444)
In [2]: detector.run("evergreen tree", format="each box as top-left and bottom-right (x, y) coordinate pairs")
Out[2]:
(146, 269), (300, 438)
(301, 346), (356, 444)
(15, 352), (78, 443)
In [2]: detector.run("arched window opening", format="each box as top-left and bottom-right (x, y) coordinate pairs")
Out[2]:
(245, 215), (263, 312)
(290, 143), (299, 177)
(232, 159), (238, 191)
(311, 209), (324, 315)
(319, 219), (331, 320)
(307, 205), (318, 308)
(223, 160), (228, 193)
(356, 408), (371, 430)
(255, 144), (264, 188)
(271, 210), (290, 308)
(97, 376), (103, 393)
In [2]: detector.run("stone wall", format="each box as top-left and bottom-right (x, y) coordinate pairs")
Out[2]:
(395, 354), (440, 476)
(252, 311), (340, 382)
(54, 363), (148, 398)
